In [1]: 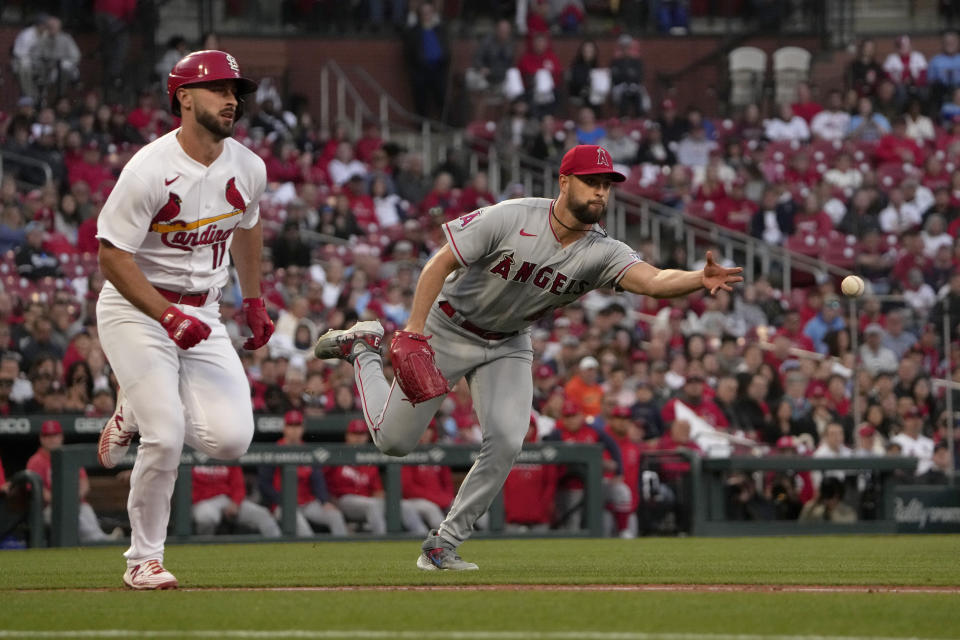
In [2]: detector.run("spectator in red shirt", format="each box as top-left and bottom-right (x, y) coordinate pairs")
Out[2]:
(325, 419), (427, 534)
(192, 464), (281, 537)
(790, 192), (834, 239)
(517, 32), (563, 109)
(127, 89), (170, 140)
(791, 82), (823, 124)
(420, 171), (461, 221)
(876, 117), (925, 167)
(458, 172), (496, 213)
(778, 309), (816, 352)
(27, 420), (117, 543)
(257, 410), (348, 537)
(344, 175), (378, 231)
(68, 142), (114, 198)
(605, 406), (642, 538)
(354, 121), (383, 164)
(549, 400), (624, 530)
(892, 229), (932, 283)
(264, 141), (302, 184)
(783, 152), (820, 188)
(401, 421), (454, 531)
(503, 416), (558, 532)
(717, 178), (757, 234)
(661, 375), (729, 429)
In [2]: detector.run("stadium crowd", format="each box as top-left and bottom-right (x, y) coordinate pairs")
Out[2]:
(0, 14), (958, 542)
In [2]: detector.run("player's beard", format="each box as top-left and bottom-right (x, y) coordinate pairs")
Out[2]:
(568, 192), (606, 225)
(195, 104), (235, 141)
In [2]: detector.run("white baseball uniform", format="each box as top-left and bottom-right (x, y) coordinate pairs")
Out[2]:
(354, 197), (641, 546)
(96, 129), (266, 567)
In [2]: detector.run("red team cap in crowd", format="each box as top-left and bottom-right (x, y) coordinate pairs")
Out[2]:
(858, 424), (876, 437)
(283, 410), (303, 426)
(347, 419), (368, 434)
(775, 436), (795, 450)
(611, 406), (632, 419)
(559, 145), (626, 182)
(535, 365), (555, 379)
(562, 400), (582, 417)
(40, 420), (62, 436)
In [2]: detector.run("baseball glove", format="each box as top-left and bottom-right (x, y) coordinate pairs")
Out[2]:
(389, 331), (449, 406)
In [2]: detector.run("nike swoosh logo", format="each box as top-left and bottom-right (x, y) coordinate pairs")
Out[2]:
(519, 229), (537, 237)
(165, 176), (179, 186)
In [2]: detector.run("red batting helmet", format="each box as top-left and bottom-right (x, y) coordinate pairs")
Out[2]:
(167, 50), (258, 117)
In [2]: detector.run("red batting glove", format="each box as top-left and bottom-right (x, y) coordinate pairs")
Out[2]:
(242, 297), (274, 350)
(159, 305), (212, 350)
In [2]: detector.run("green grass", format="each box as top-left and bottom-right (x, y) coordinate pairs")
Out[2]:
(1, 536), (959, 639)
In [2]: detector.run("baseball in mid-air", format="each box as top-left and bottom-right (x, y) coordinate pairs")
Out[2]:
(841, 275), (865, 298)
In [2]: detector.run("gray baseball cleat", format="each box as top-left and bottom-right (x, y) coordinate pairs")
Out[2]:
(416, 529), (479, 571)
(313, 320), (384, 364)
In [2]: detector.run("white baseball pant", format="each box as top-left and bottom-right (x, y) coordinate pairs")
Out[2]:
(276, 502), (349, 536)
(336, 495), (431, 534)
(97, 285), (254, 568)
(192, 494), (281, 537)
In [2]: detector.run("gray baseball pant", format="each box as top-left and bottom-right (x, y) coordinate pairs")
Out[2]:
(354, 307), (533, 547)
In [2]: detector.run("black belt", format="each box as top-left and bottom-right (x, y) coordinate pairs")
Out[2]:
(438, 301), (518, 341)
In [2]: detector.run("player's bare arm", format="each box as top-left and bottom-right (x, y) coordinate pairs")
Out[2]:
(403, 244), (461, 334)
(620, 250), (743, 298)
(98, 239), (175, 321)
(229, 220), (264, 297)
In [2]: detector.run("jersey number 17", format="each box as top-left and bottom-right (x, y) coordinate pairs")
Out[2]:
(210, 241), (229, 269)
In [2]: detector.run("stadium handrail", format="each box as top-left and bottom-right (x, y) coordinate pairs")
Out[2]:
(485, 146), (853, 294)
(48, 442), (606, 546)
(322, 56), (853, 291)
(1, 151), (53, 190)
(694, 454), (918, 535)
(318, 61), (464, 177)
(1, 470), (44, 548)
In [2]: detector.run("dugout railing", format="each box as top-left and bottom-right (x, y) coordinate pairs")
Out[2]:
(46, 442), (606, 547)
(692, 455), (919, 535)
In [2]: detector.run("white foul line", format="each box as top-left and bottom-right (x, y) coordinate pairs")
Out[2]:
(0, 631), (951, 640)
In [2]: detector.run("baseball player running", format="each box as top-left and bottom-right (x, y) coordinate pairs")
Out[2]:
(315, 144), (742, 570)
(94, 50), (274, 589)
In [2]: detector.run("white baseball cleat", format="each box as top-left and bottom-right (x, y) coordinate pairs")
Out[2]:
(122, 560), (179, 590)
(97, 389), (138, 468)
(313, 320), (384, 364)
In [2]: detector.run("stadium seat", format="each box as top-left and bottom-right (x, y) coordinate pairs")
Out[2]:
(773, 47), (811, 106)
(728, 46), (767, 108)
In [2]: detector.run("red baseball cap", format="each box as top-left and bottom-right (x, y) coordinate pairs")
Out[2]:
(284, 410), (303, 426)
(41, 420), (62, 436)
(858, 424), (876, 437)
(775, 435), (795, 449)
(559, 145), (626, 182)
(562, 400), (582, 417)
(535, 365), (555, 379)
(611, 406), (632, 419)
(347, 419), (368, 434)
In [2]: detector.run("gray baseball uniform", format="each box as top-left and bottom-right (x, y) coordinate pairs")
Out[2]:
(353, 197), (641, 546)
